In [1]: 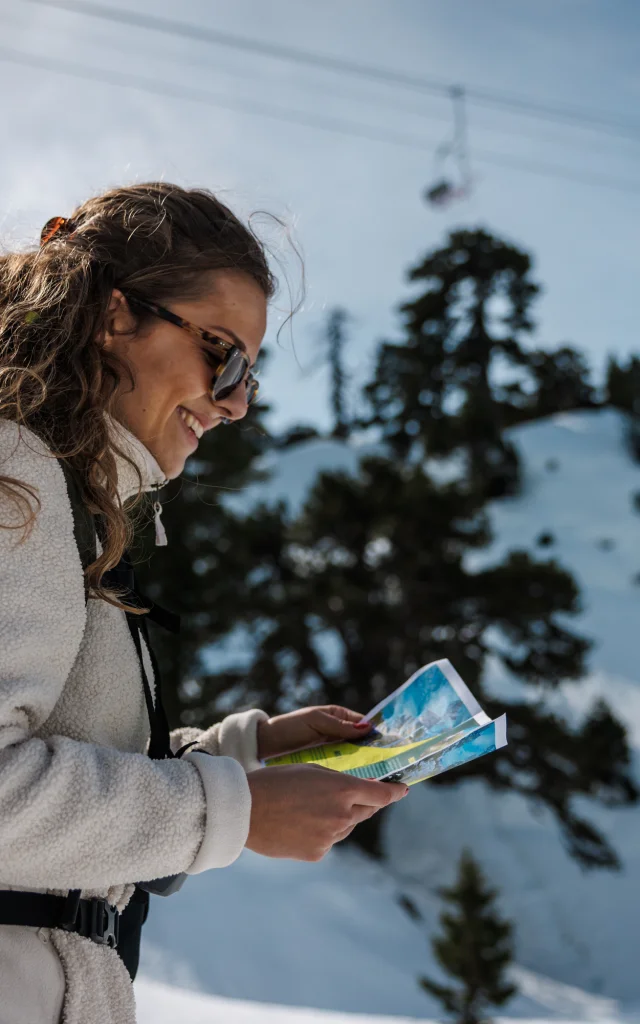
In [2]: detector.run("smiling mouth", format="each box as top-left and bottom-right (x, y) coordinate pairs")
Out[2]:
(177, 406), (205, 442)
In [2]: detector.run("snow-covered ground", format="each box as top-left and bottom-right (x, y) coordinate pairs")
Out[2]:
(135, 978), (428, 1024)
(135, 976), (622, 1024)
(386, 410), (640, 1002)
(136, 409), (640, 1022)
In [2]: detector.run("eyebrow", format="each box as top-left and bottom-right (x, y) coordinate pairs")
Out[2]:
(205, 324), (256, 368)
(205, 325), (247, 353)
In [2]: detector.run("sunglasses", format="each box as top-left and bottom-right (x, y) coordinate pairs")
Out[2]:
(123, 294), (259, 407)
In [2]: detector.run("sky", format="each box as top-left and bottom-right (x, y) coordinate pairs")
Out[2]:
(1, 0), (639, 432)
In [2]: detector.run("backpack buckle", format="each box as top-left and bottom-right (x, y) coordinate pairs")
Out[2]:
(83, 898), (120, 949)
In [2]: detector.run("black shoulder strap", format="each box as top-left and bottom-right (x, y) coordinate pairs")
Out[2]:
(99, 544), (175, 761)
(56, 459), (188, 924)
(59, 457), (178, 760)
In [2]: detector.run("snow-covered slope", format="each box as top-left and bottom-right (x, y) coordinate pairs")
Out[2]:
(385, 410), (640, 1002)
(137, 408), (640, 1018)
(470, 409), (640, 683)
(138, 846), (441, 1018)
(136, 845), (623, 1021)
(135, 976), (620, 1024)
(135, 978), (429, 1024)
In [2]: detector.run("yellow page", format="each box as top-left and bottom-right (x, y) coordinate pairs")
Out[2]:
(265, 736), (434, 772)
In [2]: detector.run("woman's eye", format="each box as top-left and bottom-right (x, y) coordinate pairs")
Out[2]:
(203, 350), (221, 371)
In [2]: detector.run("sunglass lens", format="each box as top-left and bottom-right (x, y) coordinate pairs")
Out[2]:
(213, 349), (247, 400)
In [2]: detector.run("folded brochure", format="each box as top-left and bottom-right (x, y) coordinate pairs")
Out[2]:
(264, 659), (507, 785)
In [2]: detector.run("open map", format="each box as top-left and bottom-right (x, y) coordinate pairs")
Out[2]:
(264, 659), (507, 785)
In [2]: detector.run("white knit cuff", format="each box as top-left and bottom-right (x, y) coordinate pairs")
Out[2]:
(183, 752), (251, 872)
(215, 708), (270, 772)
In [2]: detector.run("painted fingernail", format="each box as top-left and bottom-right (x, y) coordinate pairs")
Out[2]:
(355, 721), (370, 729)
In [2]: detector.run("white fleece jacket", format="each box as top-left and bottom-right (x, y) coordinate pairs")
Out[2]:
(0, 416), (268, 1024)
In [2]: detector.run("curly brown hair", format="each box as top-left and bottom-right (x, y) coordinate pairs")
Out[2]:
(0, 181), (276, 612)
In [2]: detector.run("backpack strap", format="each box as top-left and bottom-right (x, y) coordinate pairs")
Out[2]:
(59, 459), (189, 903)
(58, 464), (178, 760)
(98, 539), (175, 762)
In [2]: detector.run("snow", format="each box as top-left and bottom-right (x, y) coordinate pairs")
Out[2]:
(138, 846), (439, 1018)
(135, 976), (621, 1024)
(386, 411), (640, 1004)
(468, 409), (640, 681)
(223, 438), (367, 519)
(136, 408), (640, 1021)
(135, 978), (429, 1024)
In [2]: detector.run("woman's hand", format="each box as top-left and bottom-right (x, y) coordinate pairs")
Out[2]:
(245, 764), (408, 861)
(257, 705), (372, 761)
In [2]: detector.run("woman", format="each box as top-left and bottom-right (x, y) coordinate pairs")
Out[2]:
(0, 182), (407, 1024)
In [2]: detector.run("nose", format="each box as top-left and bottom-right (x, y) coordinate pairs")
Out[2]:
(214, 380), (250, 423)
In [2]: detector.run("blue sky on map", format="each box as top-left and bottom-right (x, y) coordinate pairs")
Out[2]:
(1, 0), (639, 431)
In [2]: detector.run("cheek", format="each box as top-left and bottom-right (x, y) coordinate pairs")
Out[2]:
(133, 345), (207, 412)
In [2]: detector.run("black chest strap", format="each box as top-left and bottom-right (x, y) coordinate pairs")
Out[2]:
(101, 548), (179, 762)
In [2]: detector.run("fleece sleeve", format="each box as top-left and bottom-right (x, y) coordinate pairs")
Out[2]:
(0, 422), (250, 890)
(170, 708), (269, 773)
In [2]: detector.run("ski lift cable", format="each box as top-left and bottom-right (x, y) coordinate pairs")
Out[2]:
(2, 11), (633, 164)
(1, 44), (639, 198)
(452, 87), (472, 189)
(23, 0), (640, 146)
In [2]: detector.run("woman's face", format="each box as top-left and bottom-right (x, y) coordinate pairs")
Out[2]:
(102, 269), (267, 479)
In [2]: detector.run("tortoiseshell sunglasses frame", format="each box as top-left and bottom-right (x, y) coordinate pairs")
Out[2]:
(123, 294), (259, 406)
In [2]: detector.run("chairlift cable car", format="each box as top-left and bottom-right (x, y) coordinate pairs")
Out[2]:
(425, 85), (473, 208)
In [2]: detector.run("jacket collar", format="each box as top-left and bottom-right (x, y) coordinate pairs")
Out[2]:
(105, 413), (168, 502)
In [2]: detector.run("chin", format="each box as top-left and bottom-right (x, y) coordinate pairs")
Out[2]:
(164, 456), (188, 480)
(151, 447), (186, 481)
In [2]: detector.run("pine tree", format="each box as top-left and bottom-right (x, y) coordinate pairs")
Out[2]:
(365, 228), (540, 498)
(606, 355), (640, 414)
(526, 346), (597, 420)
(606, 356), (640, 461)
(365, 230), (601, 498)
(326, 307), (351, 439)
(419, 850), (516, 1024)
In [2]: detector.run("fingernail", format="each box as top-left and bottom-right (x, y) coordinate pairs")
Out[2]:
(355, 721), (370, 729)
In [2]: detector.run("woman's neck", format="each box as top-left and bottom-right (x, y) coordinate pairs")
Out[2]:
(104, 413), (168, 502)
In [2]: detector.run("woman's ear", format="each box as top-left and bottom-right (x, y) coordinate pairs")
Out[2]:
(102, 288), (135, 352)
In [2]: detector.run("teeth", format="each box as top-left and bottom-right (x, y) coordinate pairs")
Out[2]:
(178, 407), (204, 440)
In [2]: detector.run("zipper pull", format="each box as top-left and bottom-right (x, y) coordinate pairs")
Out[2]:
(153, 486), (168, 546)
